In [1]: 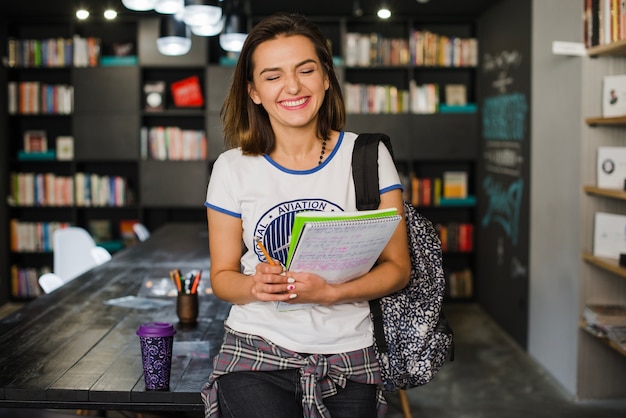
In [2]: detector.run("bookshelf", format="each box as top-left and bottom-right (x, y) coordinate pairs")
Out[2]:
(338, 18), (478, 301)
(1, 15), (478, 303)
(580, 2), (626, 397)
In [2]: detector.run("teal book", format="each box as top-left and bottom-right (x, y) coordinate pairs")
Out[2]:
(17, 150), (56, 161)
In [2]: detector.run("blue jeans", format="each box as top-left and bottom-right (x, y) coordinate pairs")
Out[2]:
(216, 369), (378, 418)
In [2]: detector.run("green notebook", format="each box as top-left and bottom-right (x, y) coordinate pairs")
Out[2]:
(285, 207), (400, 272)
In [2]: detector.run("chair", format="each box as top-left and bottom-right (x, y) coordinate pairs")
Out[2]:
(38, 273), (65, 294)
(38, 226), (112, 294)
(133, 223), (151, 242)
(90, 246), (113, 264)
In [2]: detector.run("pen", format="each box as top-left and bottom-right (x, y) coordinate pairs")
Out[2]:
(191, 270), (202, 294)
(254, 237), (277, 266)
(169, 269), (182, 292)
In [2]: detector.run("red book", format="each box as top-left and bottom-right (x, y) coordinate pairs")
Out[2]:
(170, 76), (204, 108)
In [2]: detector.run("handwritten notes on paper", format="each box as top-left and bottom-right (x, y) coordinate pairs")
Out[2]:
(287, 210), (401, 284)
(277, 209), (401, 311)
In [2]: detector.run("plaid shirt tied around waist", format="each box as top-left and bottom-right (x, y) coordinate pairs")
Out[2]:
(201, 326), (387, 418)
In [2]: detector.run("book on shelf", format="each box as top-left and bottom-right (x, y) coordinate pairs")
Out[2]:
(410, 175), (456, 207)
(436, 222), (474, 253)
(583, 304), (626, 330)
(11, 265), (47, 299)
(120, 220), (139, 247)
(593, 212), (626, 258)
(448, 268), (473, 299)
(438, 103), (477, 113)
(409, 81), (439, 114)
(419, 177), (432, 207)
(439, 196), (477, 206)
(100, 55), (138, 66)
(17, 150), (56, 161)
(597, 146), (626, 189)
(443, 171), (468, 199)
(170, 75), (204, 108)
(145, 126), (207, 160)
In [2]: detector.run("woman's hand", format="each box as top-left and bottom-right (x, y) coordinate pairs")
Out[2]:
(272, 270), (337, 306)
(251, 261), (300, 302)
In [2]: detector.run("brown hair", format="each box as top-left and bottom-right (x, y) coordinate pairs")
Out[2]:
(220, 13), (345, 154)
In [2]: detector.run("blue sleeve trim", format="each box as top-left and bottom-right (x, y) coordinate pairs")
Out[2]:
(380, 183), (403, 195)
(204, 202), (242, 219)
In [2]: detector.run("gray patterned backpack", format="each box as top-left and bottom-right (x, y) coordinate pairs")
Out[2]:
(352, 133), (454, 392)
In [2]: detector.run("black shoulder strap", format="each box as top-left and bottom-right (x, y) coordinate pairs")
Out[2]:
(352, 133), (394, 355)
(352, 133), (394, 211)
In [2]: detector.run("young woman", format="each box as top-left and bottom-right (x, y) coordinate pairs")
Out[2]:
(202, 13), (410, 418)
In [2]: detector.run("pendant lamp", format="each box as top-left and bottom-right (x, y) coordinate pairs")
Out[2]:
(154, 0), (184, 14)
(121, 0), (156, 11)
(190, 16), (225, 37)
(219, 0), (247, 52)
(182, 0), (222, 28)
(157, 14), (192, 56)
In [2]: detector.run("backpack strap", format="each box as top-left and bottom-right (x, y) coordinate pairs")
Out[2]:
(352, 133), (394, 355)
(352, 133), (394, 211)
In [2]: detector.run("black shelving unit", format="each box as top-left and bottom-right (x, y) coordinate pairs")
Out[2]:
(1, 14), (479, 302)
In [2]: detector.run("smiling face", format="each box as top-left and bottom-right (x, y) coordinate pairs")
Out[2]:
(248, 35), (330, 136)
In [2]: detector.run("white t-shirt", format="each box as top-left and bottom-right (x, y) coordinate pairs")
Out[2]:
(205, 131), (402, 354)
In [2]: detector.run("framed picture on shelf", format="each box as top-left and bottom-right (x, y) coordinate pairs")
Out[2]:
(56, 136), (74, 160)
(23, 130), (47, 153)
(143, 81), (166, 111)
(445, 84), (467, 106)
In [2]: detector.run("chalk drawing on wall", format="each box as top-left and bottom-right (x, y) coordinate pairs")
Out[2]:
(482, 93), (528, 141)
(484, 141), (524, 177)
(481, 176), (523, 246)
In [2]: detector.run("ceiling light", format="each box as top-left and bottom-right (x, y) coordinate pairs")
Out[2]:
(76, 9), (90, 20)
(104, 9), (118, 20)
(190, 17), (225, 36)
(353, 1), (363, 17)
(182, 0), (222, 27)
(155, 0), (184, 14)
(219, 0), (247, 52)
(377, 7), (391, 19)
(157, 14), (191, 56)
(121, 0), (156, 11)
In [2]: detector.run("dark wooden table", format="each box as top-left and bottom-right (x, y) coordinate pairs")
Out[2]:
(0, 222), (231, 413)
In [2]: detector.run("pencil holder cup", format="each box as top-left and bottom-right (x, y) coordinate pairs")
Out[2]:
(176, 292), (198, 325)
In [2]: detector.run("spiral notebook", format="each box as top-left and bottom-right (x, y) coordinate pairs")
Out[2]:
(277, 208), (401, 311)
(286, 207), (401, 285)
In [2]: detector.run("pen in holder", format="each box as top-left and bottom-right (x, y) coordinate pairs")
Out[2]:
(171, 269), (201, 325)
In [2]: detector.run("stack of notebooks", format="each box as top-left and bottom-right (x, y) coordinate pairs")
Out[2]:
(278, 207), (401, 310)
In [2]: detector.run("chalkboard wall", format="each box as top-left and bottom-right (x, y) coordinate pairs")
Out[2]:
(476, 0), (531, 348)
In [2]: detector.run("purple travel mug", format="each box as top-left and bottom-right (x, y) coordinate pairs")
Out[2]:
(136, 322), (177, 390)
